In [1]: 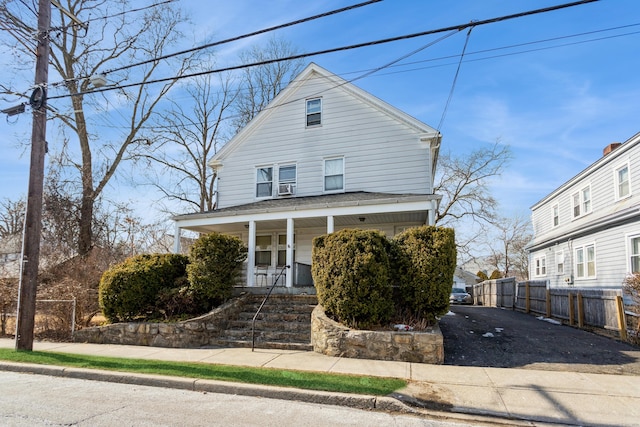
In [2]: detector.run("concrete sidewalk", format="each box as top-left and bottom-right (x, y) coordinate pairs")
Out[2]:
(1, 338), (637, 426)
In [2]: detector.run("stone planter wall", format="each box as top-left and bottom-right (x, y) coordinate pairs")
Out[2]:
(72, 293), (251, 348)
(311, 305), (444, 364)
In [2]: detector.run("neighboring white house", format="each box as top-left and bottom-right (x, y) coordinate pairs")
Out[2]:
(527, 132), (640, 290)
(173, 63), (442, 287)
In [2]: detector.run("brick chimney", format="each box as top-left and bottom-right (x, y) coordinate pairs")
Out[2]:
(603, 142), (622, 156)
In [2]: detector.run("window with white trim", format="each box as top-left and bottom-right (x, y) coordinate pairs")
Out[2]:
(534, 255), (546, 277)
(572, 185), (592, 218)
(256, 166), (273, 198)
(277, 164), (296, 195)
(616, 164), (630, 199)
(306, 98), (322, 127)
(324, 157), (344, 192)
(575, 244), (596, 279)
(630, 235), (640, 274)
(255, 235), (273, 266)
(552, 204), (559, 227)
(556, 251), (564, 275)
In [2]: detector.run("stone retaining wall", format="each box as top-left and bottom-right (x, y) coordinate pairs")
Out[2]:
(72, 294), (251, 348)
(311, 305), (444, 364)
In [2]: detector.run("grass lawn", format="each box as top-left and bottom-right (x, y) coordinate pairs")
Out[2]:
(0, 348), (406, 396)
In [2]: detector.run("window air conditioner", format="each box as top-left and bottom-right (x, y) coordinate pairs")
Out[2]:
(278, 183), (294, 196)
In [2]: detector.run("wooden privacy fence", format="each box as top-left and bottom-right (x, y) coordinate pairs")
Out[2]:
(472, 279), (628, 340)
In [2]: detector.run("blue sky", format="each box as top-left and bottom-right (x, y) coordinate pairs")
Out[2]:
(1, 0), (639, 225)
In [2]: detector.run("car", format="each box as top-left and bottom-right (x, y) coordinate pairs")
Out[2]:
(450, 287), (472, 304)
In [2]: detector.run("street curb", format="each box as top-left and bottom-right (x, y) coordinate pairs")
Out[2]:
(0, 362), (413, 414)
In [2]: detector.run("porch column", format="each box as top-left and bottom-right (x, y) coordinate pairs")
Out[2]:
(247, 220), (256, 287)
(327, 215), (334, 233)
(428, 200), (437, 226)
(173, 223), (181, 254)
(286, 217), (294, 288)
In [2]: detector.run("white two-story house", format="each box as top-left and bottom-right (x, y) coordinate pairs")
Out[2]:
(173, 63), (442, 288)
(527, 132), (640, 289)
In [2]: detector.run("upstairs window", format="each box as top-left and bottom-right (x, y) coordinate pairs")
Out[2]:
(306, 98), (322, 127)
(256, 166), (273, 198)
(324, 157), (344, 192)
(572, 185), (592, 219)
(616, 164), (630, 199)
(552, 204), (559, 227)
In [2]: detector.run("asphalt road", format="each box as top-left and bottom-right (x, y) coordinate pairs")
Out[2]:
(0, 371), (477, 427)
(439, 304), (640, 375)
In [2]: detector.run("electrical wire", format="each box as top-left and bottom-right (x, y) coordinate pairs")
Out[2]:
(437, 26), (473, 132)
(46, 0), (601, 102)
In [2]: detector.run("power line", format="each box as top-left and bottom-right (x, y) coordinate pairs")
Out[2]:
(47, 0), (601, 102)
(93, 0), (381, 78)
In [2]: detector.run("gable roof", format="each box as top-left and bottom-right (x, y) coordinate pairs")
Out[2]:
(210, 62), (441, 166)
(530, 131), (640, 209)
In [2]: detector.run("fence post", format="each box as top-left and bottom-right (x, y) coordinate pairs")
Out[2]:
(577, 293), (584, 328)
(525, 282), (530, 313)
(568, 292), (575, 326)
(616, 295), (628, 341)
(546, 289), (551, 318)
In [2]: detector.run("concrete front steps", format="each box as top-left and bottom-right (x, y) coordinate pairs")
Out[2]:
(213, 294), (318, 351)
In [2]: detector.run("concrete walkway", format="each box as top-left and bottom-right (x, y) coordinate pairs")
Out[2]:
(0, 338), (637, 426)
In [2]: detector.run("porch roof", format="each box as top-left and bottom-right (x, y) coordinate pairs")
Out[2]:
(173, 192), (440, 233)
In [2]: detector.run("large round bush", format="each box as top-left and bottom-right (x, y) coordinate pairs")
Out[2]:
(99, 253), (189, 322)
(312, 229), (393, 329)
(392, 226), (456, 321)
(186, 232), (247, 311)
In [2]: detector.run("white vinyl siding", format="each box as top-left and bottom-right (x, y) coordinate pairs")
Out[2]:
(213, 72), (434, 208)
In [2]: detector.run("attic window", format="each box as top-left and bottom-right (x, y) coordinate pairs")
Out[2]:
(306, 98), (321, 126)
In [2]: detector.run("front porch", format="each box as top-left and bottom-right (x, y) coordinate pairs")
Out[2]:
(173, 192), (440, 288)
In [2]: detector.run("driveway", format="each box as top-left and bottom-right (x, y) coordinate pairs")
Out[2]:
(439, 305), (640, 375)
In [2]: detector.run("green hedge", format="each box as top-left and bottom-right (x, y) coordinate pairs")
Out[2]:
(393, 226), (457, 322)
(99, 253), (189, 323)
(99, 233), (247, 322)
(186, 232), (247, 311)
(312, 226), (456, 328)
(312, 229), (394, 329)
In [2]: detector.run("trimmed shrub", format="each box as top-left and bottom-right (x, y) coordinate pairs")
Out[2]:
(489, 269), (502, 280)
(392, 226), (457, 322)
(312, 229), (394, 329)
(186, 232), (247, 311)
(99, 253), (189, 322)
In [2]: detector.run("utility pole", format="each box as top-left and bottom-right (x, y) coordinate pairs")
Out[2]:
(15, 0), (50, 351)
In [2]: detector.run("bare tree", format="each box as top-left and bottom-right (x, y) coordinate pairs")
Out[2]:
(0, 198), (25, 238)
(486, 214), (532, 280)
(233, 36), (304, 132)
(0, 0), (195, 255)
(434, 142), (512, 227)
(142, 73), (237, 213)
